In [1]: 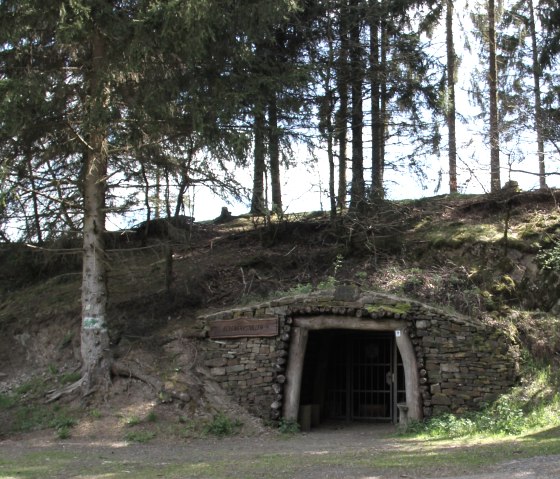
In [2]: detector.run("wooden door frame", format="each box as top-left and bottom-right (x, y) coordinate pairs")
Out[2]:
(283, 316), (422, 423)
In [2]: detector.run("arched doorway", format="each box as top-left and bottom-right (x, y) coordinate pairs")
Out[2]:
(300, 330), (405, 423)
(283, 316), (421, 425)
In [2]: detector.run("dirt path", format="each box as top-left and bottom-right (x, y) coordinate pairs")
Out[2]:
(1, 423), (559, 479)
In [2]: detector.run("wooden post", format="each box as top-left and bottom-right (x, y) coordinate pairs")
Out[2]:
(395, 330), (422, 421)
(283, 327), (308, 422)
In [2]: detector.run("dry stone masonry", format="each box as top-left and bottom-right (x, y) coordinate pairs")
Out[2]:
(196, 286), (519, 421)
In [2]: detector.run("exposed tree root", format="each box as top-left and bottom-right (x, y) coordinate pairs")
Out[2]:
(111, 360), (191, 403)
(46, 360), (192, 404)
(46, 377), (85, 403)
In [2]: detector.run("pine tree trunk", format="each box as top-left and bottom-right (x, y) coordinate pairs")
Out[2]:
(27, 151), (43, 244)
(80, 28), (112, 396)
(349, 0), (365, 211)
(268, 93), (282, 214)
(488, 0), (501, 192)
(369, 3), (384, 199)
(380, 24), (388, 188)
(336, 3), (350, 211)
(251, 104), (267, 215)
(325, 16), (337, 218)
(326, 92), (337, 218)
(528, 0), (547, 190)
(446, 0), (458, 193)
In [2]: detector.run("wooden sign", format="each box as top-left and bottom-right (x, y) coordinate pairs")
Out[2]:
(209, 317), (279, 339)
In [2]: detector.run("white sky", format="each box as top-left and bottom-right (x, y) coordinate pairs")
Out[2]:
(185, 2), (559, 223)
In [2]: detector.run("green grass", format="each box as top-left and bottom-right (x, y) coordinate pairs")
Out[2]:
(0, 376), (79, 436)
(203, 412), (243, 437)
(124, 430), (156, 443)
(406, 361), (560, 440)
(0, 393), (17, 409)
(123, 415), (143, 427)
(1, 426), (560, 479)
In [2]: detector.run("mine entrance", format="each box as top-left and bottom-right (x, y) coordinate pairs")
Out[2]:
(300, 330), (405, 423)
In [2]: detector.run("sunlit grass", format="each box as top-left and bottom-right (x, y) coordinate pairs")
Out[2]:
(2, 424), (560, 479)
(406, 361), (560, 440)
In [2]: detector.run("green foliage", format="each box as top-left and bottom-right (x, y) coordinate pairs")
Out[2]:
(317, 276), (337, 290)
(0, 393), (17, 409)
(0, 375), (78, 435)
(123, 415), (142, 427)
(59, 371), (82, 385)
(203, 413), (242, 437)
(51, 415), (77, 440)
(408, 364), (560, 439)
(13, 405), (58, 433)
(536, 241), (560, 271)
(124, 430), (156, 443)
(15, 377), (48, 396)
(56, 426), (72, 440)
(285, 283), (314, 296)
(407, 414), (477, 438)
(407, 399), (524, 438)
(50, 415), (77, 430)
(277, 419), (300, 434)
(89, 409), (102, 419)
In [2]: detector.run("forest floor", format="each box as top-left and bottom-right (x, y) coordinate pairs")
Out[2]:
(1, 421), (560, 478)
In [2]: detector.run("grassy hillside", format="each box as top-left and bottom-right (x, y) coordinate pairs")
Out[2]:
(1, 190), (559, 440)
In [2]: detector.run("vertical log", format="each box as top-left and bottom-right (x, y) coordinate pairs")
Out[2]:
(283, 327), (309, 422)
(395, 330), (422, 421)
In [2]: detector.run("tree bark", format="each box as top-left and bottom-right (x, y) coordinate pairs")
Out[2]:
(326, 93), (337, 218)
(488, 0), (501, 192)
(80, 27), (112, 396)
(336, 1), (350, 211)
(27, 151), (43, 244)
(268, 93), (282, 214)
(370, 7), (384, 199)
(349, 0), (365, 211)
(528, 0), (547, 190)
(250, 103), (267, 215)
(446, 0), (458, 193)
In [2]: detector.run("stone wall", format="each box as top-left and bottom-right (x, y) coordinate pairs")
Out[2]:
(196, 287), (519, 420)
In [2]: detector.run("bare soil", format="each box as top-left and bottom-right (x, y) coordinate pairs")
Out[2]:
(1, 422), (559, 479)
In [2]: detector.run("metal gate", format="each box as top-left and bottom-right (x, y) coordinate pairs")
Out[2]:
(325, 332), (405, 422)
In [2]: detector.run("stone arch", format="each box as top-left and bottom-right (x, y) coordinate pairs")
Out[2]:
(198, 287), (518, 424)
(283, 316), (422, 423)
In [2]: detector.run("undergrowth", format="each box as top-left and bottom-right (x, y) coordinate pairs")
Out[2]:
(203, 412), (243, 437)
(407, 360), (560, 439)
(0, 373), (78, 437)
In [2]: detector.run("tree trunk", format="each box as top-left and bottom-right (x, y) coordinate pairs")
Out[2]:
(268, 93), (282, 214)
(380, 24), (388, 182)
(27, 151), (43, 244)
(369, 2), (384, 199)
(251, 103), (267, 215)
(528, 0), (547, 190)
(349, 0), (365, 211)
(327, 98), (337, 218)
(336, 79), (348, 212)
(488, 0), (501, 192)
(174, 142), (195, 218)
(140, 162), (152, 237)
(325, 14), (337, 218)
(80, 28), (112, 396)
(446, 0), (458, 193)
(336, 1), (350, 211)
